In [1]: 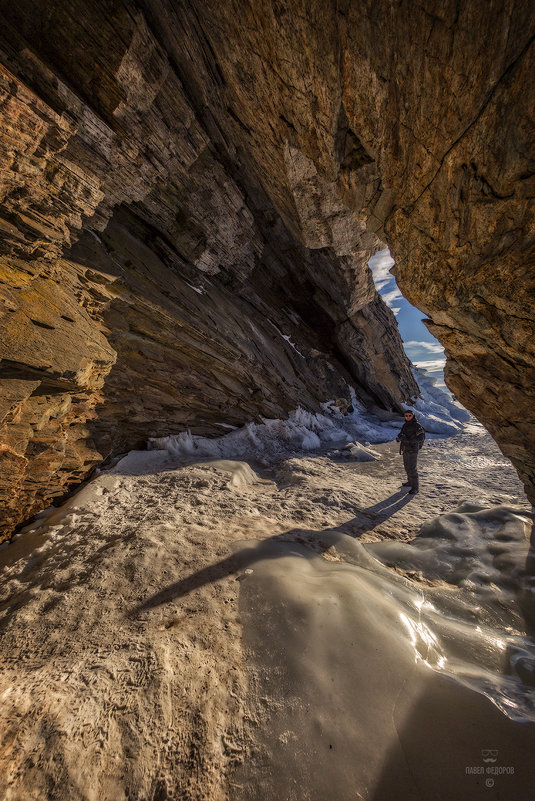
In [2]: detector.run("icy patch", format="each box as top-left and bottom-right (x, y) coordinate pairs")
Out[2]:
(240, 500), (535, 728)
(406, 366), (473, 435)
(268, 320), (304, 357)
(365, 501), (535, 721)
(185, 281), (205, 295)
(368, 499), (531, 593)
(112, 449), (172, 475)
(149, 371), (473, 466)
(337, 441), (381, 462)
(237, 500), (535, 798)
(191, 460), (271, 488)
(149, 407), (355, 464)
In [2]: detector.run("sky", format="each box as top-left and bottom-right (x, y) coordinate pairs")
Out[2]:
(368, 248), (446, 387)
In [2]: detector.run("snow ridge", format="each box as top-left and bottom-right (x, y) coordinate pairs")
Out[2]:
(149, 373), (473, 464)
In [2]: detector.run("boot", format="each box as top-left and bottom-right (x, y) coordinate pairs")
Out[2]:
(401, 482), (411, 487)
(408, 488), (419, 494)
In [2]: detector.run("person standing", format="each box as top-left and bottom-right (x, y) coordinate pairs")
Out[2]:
(396, 410), (425, 494)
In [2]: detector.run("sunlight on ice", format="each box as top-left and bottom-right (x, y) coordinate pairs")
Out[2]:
(399, 612), (446, 670)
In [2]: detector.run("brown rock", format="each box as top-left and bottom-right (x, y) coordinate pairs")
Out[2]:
(0, 0), (533, 536)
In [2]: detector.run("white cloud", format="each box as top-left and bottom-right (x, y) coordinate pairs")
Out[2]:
(368, 248), (395, 291)
(391, 307), (401, 316)
(404, 340), (444, 354)
(382, 287), (403, 308)
(375, 277), (394, 292)
(414, 358), (446, 372)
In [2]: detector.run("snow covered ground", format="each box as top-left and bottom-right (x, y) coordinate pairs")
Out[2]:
(1, 382), (534, 801)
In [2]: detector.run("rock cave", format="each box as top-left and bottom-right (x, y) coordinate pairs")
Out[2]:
(0, 3), (534, 800)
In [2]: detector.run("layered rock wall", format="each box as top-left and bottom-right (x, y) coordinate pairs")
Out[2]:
(0, 0), (533, 535)
(0, 0), (417, 538)
(160, 0), (535, 500)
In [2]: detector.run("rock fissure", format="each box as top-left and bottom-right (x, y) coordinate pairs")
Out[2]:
(408, 30), (535, 212)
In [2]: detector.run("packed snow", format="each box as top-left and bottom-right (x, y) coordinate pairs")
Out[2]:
(407, 366), (472, 433)
(236, 495), (535, 799)
(1, 374), (534, 800)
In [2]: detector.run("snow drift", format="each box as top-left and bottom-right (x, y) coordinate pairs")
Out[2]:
(148, 371), (473, 466)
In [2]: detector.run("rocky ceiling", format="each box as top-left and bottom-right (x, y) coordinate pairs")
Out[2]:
(0, 0), (533, 538)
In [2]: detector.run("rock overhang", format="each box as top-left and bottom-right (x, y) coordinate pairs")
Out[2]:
(0, 0), (533, 537)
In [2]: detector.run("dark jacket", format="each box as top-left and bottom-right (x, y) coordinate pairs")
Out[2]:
(396, 416), (425, 453)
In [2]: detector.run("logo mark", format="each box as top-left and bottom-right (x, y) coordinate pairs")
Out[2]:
(481, 749), (498, 764)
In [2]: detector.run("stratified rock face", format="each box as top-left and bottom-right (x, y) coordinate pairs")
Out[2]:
(0, 1), (418, 539)
(0, 0), (533, 535)
(164, 0), (534, 499)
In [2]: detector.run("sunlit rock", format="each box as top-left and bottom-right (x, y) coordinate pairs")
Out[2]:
(0, 0), (533, 538)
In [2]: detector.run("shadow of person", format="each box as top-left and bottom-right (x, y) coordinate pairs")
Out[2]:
(130, 536), (303, 615)
(358, 489), (415, 517)
(130, 490), (414, 617)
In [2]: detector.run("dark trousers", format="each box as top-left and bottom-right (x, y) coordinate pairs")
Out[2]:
(402, 449), (419, 490)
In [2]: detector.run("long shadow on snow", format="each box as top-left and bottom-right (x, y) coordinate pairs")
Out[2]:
(130, 490), (414, 615)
